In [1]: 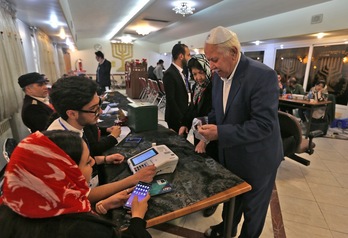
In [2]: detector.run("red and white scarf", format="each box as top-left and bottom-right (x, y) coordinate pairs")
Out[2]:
(1, 131), (91, 218)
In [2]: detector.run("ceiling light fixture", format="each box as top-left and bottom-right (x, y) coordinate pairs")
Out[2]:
(135, 26), (155, 36)
(172, 2), (195, 17)
(49, 14), (58, 28)
(317, 32), (325, 39)
(59, 27), (66, 39)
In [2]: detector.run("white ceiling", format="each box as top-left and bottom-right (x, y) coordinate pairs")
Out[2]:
(11, 0), (346, 49)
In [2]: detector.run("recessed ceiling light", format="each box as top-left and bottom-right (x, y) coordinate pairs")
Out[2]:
(49, 14), (58, 28)
(316, 32), (325, 39)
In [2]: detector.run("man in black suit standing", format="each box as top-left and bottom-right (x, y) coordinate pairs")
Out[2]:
(95, 51), (111, 93)
(200, 26), (283, 238)
(18, 72), (54, 132)
(163, 43), (191, 133)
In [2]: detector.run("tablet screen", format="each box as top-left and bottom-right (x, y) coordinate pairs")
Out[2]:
(131, 148), (157, 166)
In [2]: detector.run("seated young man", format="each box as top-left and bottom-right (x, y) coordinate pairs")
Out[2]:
(47, 76), (156, 201)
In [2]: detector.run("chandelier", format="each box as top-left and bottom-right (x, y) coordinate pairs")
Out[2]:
(172, 2), (195, 17)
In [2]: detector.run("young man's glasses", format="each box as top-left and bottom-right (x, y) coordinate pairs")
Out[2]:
(77, 98), (102, 117)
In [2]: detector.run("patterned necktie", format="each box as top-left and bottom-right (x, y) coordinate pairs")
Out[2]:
(182, 70), (190, 92)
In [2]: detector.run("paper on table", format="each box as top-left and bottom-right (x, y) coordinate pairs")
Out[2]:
(118, 126), (131, 143)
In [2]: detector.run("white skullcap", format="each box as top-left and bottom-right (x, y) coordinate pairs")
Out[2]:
(205, 26), (233, 44)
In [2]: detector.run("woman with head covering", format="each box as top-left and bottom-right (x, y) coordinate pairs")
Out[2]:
(178, 54), (219, 217)
(0, 130), (151, 238)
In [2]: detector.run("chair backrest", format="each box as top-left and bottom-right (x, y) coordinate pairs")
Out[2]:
(158, 80), (165, 94)
(1, 138), (17, 193)
(326, 94), (336, 123)
(278, 111), (302, 155)
(148, 79), (160, 92)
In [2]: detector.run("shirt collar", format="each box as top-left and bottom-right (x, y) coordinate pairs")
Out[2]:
(58, 117), (84, 138)
(172, 63), (184, 76)
(31, 96), (50, 105)
(221, 52), (241, 82)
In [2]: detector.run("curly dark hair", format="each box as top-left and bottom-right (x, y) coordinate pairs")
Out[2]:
(50, 76), (98, 120)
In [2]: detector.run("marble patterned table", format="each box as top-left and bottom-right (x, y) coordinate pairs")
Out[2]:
(101, 125), (251, 237)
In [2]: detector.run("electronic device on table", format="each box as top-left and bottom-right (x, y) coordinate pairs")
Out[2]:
(123, 181), (151, 210)
(127, 145), (179, 175)
(150, 179), (173, 196)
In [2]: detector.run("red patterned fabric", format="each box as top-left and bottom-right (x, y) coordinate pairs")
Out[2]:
(1, 131), (91, 218)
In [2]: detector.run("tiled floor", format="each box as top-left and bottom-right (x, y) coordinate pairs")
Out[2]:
(124, 91), (348, 238)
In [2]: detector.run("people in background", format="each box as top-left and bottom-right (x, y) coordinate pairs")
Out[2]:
(18, 72), (54, 132)
(47, 76), (156, 197)
(147, 64), (156, 80)
(179, 54), (218, 158)
(279, 76), (305, 115)
(286, 76), (305, 95)
(95, 51), (112, 93)
(199, 26), (283, 238)
(153, 59), (165, 80)
(277, 71), (286, 95)
(163, 43), (192, 133)
(178, 54), (219, 217)
(299, 80), (328, 122)
(0, 130), (151, 238)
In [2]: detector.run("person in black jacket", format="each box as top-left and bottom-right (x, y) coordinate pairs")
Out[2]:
(178, 54), (218, 159)
(95, 51), (112, 93)
(0, 130), (151, 238)
(178, 54), (219, 217)
(18, 72), (54, 132)
(163, 43), (192, 133)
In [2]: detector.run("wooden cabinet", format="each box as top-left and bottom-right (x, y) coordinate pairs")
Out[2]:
(125, 63), (147, 99)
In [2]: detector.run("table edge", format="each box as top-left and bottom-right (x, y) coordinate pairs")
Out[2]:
(146, 181), (251, 228)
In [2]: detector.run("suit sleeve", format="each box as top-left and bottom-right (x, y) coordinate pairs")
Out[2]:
(217, 69), (279, 148)
(84, 125), (117, 156)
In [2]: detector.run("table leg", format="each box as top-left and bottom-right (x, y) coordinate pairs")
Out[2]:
(223, 197), (235, 238)
(306, 107), (315, 138)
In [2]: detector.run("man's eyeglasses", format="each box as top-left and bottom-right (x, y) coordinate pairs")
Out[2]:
(77, 98), (102, 117)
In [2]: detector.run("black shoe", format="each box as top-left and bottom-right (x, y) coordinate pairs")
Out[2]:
(204, 222), (237, 238)
(204, 223), (224, 238)
(203, 205), (218, 217)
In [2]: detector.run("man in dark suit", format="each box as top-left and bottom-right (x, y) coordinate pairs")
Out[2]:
(163, 43), (191, 133)
(199, 26), (283, 238)
(95, 51), (111, 93)
(18, 72), (54, 132)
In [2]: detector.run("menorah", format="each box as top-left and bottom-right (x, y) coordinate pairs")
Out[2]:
(280, 58), (305, 82)
(111, 43), (133, 71)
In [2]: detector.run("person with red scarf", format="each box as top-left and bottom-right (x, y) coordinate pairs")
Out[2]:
(0, 130), (151, 238)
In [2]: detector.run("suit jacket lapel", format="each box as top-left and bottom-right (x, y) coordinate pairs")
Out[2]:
(171, 64), (187, 93)
(222, 54), (246, 119)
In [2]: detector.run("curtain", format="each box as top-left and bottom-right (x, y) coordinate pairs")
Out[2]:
(35, 30), (60, 83)
(56, 46), (66, 82)
(0, 0), (27, 121)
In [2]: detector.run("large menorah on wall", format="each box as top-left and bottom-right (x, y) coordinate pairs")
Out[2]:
(280, 58), (305, 82)
(111, 43), (133, 71)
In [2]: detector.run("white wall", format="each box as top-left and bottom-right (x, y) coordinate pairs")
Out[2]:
(70, 38), (164, 74)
